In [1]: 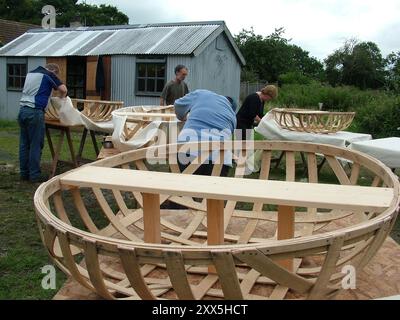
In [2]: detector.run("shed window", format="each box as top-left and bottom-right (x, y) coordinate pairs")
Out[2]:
(7, 62), (27, 91)
(136, 57), (166, 96)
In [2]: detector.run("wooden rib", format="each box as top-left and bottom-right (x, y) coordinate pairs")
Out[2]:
(307, 153), (318, 183)
(142, 193), (161, 244)
(224, 151), (247, 230)
(193, 274), (219, 300)
(357, 219), (392, 269)
(238, 150), (272, 244)
(71, 188), (99, 233)
(349, 163), (361, 185)
(308, 236), (345, 299)
(112, 190), (131, 217)
(325, 156), (351, 185)
(211, 250), (243, 299)
(84, 239), (115, 299)
(164, 250), (195, 299)
(118, 246), (156, 300)
(92, 187), (142, 242)
(240, 269), (260, 297)
(372, 176), (381, 187)
(53, 191), (72, 225)
(179, 211), (206, 240)
(269, 259), (303, 299)
(98, 208), (143, 238)
(285, 151), (296, 181)
(57, 230), (94, 291)
(234, 249), (313, 294)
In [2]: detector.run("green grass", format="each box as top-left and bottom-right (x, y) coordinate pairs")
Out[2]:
(0, 121), (399, 299)
(0, 122), (104, 299)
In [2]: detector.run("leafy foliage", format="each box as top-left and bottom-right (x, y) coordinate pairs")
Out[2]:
(0, 0), (129, 26)
(235, 27), (324, 83)
(324, 39), (387, 90)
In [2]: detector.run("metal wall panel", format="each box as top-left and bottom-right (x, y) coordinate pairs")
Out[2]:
(0, 57), (46, 120)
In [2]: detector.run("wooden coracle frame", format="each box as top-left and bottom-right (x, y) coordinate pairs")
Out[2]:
(45, 98), (124, 122)
(73, 99), (124, 122)
(111, 106), (182, 148)
(34, 141), (399, 300)
(272, 108), (356, 134)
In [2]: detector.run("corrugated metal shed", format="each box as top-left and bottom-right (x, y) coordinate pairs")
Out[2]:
(0, 21), (245, 65)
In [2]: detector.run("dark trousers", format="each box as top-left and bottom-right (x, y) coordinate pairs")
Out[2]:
(236, 118), (253, 140)
(177, 153), (230, 177)
(18, 106), (45, 180)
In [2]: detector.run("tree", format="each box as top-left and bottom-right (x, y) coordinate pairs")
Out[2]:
(0, 0), (129, 26)
(235, 27), (324, 83)
(385, 51), (400, 92)
(325, 39), (386, 89)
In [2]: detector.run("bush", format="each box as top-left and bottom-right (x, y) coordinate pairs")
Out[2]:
(352, 94), (400, 138)
(267, 83), (400, 138)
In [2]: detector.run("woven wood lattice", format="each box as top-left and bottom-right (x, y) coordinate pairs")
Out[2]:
(272, 108), (356, 134)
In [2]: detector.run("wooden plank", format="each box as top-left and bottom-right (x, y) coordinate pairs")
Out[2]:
(60, 166), (394, 212)
(142, 193), (161, 244)
(207, 199), (224, 273)
(277, 205), (295, 271)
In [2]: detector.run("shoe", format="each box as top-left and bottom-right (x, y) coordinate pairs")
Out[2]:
(20, 175), (29, 181)
(30, 174), (49, 183)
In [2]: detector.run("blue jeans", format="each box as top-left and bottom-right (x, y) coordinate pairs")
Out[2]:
(18, 106), (45, 180)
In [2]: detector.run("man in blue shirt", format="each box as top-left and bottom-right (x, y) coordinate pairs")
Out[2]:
(174, 89), (237, 176)
(18, 63), (68, 182)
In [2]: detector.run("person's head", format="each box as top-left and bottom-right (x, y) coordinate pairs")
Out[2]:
(260, 85), (278, 102)
(225, 96), (238, 112)
(175, 64), (188, 82)
(45, 63), (60, 76)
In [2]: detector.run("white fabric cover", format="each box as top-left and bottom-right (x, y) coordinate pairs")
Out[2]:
(79, 113), (114, 134)
(111, 106), (181, 152)
(255, 111), (372, 147)
(349, 137), (400, 168)
(47, 97), (83, 126)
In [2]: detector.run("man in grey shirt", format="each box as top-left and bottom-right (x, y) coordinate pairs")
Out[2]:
(160, 64), (189, 106)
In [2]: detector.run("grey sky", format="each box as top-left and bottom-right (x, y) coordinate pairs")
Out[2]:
(81, 0), (400, 61)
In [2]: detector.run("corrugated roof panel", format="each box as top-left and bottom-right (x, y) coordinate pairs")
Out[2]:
(90, 28), (148, 55)
(59, 31), (99, 56)
(0, 22), (230, 57)
(151, 25), (219, 54)
(73, 31), (116, 55)
(21, 32), (68, 56)
(0, 33), (35, 55)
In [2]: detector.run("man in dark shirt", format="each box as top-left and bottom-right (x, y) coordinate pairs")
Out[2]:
(236, 85), (278, 139)
(160, 64), (189, 106)
(18, 63), (67, 182)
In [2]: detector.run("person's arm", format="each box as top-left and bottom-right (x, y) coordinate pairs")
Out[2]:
(160, 97), (166, 106)
(174, 91), (194, 121)
(160, 82), (169, 106)
(56, 84), (68, 98)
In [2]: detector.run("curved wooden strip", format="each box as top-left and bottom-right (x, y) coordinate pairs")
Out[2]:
(84, 239), (115, 299)
(118, 246), (156, 300)
(164, 250), (195, 299)
(71, 188), (99, 233)
(211, 250), (243, 300)
(308, 235), (345, 299)
(234, 248), (313, 294)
